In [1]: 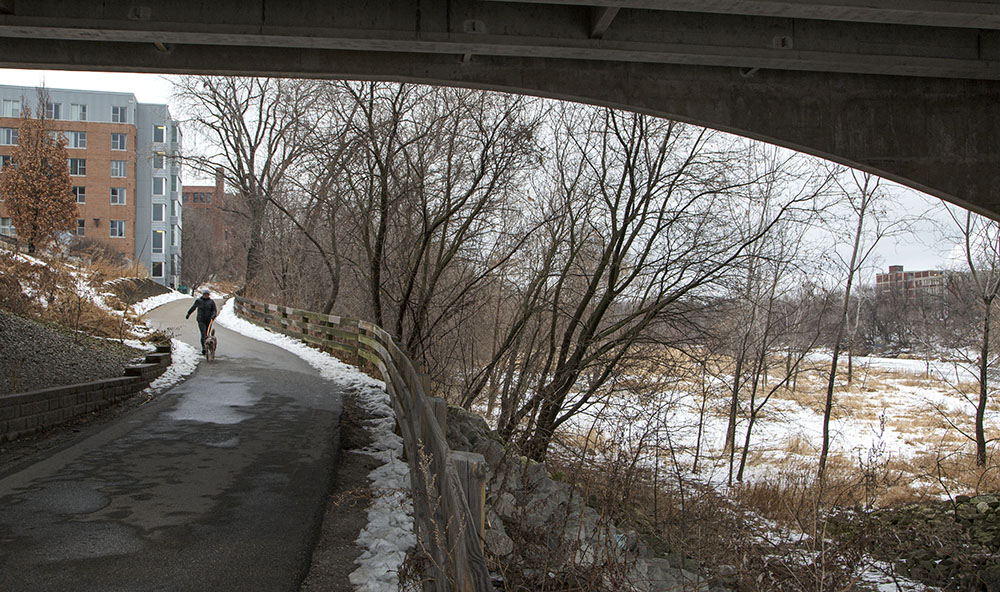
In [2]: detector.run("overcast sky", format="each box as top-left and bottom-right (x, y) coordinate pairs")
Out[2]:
(0, 67), (960, 272)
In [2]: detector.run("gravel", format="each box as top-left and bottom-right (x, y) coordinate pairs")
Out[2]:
(0, 309), (145, 395)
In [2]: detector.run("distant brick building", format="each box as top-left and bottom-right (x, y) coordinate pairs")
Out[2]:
(875, 265), (946, 299)
(181, 167), (227, 244)
(180, 168), (241, 286)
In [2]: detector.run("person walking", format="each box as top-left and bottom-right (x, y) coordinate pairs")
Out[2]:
(186, 289), (218, 355)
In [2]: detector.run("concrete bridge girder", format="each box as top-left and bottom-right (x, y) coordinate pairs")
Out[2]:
(0, 0), (997, 216)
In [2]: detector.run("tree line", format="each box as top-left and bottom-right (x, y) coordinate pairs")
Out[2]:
(175, 77), (1000, 471)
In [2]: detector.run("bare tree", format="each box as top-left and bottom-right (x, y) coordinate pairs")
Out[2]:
(818, 171), (905, 480)
(173, 76), (326, 288)
(487, 106), (824, 461)
(942, 207), (1000, 466)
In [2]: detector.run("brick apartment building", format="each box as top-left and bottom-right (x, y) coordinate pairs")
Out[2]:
(0, 85), (183, 288)
(875, 265), (946, 299)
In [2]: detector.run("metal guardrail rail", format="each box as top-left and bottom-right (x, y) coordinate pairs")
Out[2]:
(234, 295), (491, 591)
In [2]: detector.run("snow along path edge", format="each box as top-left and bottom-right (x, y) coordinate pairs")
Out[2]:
(215, 299), (416, 592)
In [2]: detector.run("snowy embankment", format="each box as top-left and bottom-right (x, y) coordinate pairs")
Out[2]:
(214, 299), (415, 592)
(133, 291), (190, 315)
(147, 338), (201, 391)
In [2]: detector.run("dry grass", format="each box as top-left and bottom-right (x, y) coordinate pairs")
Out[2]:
(523, 345), (1000, 588)
(84, 257), (148, 288)
(0, 251), (135, 339)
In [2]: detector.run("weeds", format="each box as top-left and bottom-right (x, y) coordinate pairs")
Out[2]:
(0, 250), (139, 339)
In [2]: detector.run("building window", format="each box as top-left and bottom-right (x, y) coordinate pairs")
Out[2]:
(152, 230), (164, 254)
(0, 155), (10, 172)
(171, 225), (178, 246)
(111, 133), (127, 150)
(182, 193), (188, 203)
(0, 217), (13, 236)
(69, 158), (86, 176)
(170, 199), (178, 217)
(76, 219), (85, 236)
(45, 102), (62, 119)
(111, 160), (126, 178)
(170, 254), (176, 276)
(110, 220), (126, 238)
(1, 99), (20, 118)
(153, 125), (166, 143)
(170, 175), (178, 192)
(152, 261), (164, 277)
(68, 131), (87, 149)
(0, 127), (17, 145)
(73, 186), (86, 203)
(70, 104), (87, 121)
(152, 152), (165, 169)
(171, 125), (178, 143)
(152, 177), (165, 196)
(153, 203), (165, 221)
(111, 106), (128, 123)
(111, 187), (126, 205)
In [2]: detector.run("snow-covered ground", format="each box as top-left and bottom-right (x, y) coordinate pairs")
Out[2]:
(134, 291), (190, 315)
(215, 299), (415, 592)
(555, 352), (997, 493)
(544, 355), (969, 591)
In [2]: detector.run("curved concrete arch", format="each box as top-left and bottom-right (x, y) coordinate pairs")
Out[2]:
(1, 0), (997, 216)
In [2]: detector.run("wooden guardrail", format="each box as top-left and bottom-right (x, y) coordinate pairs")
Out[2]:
(233, 296), (491, 591)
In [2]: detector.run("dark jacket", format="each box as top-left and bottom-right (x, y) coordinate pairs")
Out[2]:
(187, 296), (217, 323)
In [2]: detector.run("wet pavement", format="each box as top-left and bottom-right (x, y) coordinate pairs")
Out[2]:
(0, 298), (345, 591)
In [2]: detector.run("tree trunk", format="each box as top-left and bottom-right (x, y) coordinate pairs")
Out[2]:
(977, 298), (991, 466)
(244, 202), (266, 286)
(370, 187), (388, 328)
(523, 397), (558, 461)
(724, 351), (746, 455)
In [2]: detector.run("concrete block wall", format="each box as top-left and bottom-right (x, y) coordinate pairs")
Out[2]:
(0, 345), (171, 442)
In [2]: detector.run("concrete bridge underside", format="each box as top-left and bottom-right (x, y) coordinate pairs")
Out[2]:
(1, 1), (998, 215)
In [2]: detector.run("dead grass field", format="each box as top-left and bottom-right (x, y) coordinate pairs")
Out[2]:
(551, 345), (1000, 517)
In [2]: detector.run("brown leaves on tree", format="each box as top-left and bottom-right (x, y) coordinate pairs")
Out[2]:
(0, 106), (77, 253)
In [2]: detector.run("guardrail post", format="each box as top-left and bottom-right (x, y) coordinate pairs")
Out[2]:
(451, 451), (488, 553)
(427, 396), (448, 436)
(417, 372), (432, 397)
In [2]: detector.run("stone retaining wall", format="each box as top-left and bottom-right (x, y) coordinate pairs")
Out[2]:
(0, 345), (171, 442)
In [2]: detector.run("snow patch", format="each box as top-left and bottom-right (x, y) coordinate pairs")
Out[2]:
(134, 291), (191, 316)
(145, 338), (201, 393)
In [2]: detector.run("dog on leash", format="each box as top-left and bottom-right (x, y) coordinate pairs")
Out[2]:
(203, 329), (218, 362)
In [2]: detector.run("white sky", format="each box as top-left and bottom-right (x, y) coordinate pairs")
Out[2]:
(0, 68), (963, 272)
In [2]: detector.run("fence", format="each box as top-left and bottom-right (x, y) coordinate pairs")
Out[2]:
(233, 296), (491, 591)
(1, 345), (172, 442)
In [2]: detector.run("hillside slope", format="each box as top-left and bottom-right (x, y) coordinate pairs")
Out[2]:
(0, 309), (144, 395)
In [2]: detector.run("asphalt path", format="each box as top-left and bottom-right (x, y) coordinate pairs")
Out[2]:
(0, 298), (345, 591)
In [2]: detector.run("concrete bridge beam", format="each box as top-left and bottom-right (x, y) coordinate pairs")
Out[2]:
(0, 0), (997, 215)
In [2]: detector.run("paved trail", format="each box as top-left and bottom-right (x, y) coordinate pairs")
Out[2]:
(0, 298), (346, 591)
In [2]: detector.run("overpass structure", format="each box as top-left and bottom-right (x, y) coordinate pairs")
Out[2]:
(0, 1), (998, 215)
